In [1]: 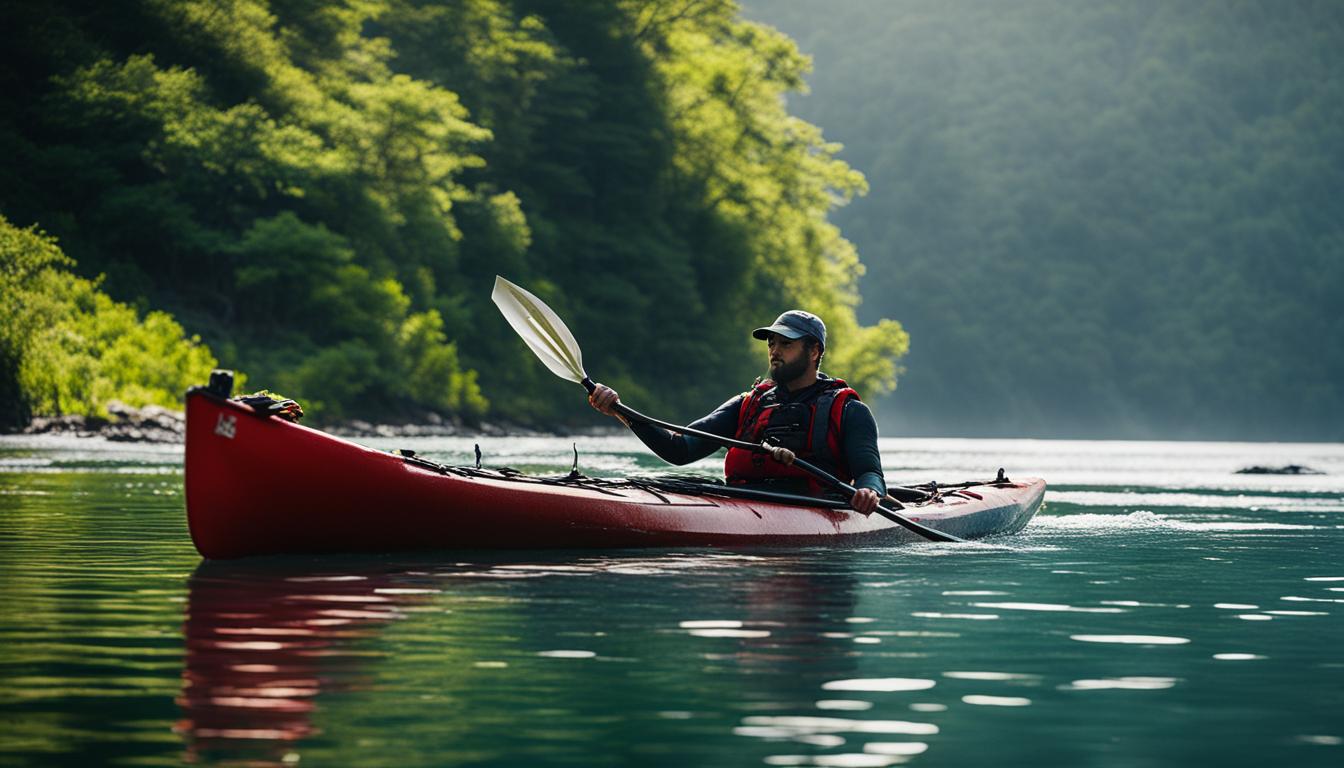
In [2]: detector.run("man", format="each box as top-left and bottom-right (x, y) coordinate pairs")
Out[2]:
(588, 310), (884, 515)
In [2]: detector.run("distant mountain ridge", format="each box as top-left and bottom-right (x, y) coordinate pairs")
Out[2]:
(743, 0), (1344, 441)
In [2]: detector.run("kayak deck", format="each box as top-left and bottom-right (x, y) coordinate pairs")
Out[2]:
(184, 391), (1045, 559)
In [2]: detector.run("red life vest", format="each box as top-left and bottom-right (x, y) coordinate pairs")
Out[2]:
(723, 378), (859, 493)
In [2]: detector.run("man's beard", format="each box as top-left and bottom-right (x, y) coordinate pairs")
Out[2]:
(770, 355), (809, 383)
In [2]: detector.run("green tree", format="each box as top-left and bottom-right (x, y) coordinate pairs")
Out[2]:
(1, 0), (907, 427)
(0, 216), (222, 425)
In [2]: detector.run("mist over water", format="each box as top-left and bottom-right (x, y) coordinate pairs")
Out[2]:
(2, 435), (1341, 766)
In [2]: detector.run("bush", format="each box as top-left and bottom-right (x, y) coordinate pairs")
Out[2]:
(0, 215), (223, 423)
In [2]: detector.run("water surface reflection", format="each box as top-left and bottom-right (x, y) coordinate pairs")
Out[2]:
(8, 434), (1341, 767)
(176, 552), (903, 766)
(178, 560), (437, 763)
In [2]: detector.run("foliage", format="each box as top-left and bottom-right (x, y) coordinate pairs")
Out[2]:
(635, 2), (907, 395)
(745, 0), (1344, 440)
(0, 0), (904, 426)
(0, 216), (221, 425)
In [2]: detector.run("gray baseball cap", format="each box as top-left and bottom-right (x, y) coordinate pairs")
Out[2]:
(752, 310), (826, 347)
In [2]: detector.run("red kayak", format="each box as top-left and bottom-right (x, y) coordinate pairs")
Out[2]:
(184, 388), (1046, 559)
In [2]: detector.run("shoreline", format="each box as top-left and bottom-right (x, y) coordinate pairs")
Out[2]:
(13, 405), (1339, 454)
(13, 402), (624, 445)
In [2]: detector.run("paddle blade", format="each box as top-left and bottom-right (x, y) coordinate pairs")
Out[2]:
(492, 276), (587, 384)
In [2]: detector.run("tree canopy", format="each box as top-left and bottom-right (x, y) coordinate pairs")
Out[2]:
(0, 0), (905, 427)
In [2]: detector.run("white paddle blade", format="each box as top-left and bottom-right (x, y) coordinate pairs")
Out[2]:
(492, 276), (587, 383)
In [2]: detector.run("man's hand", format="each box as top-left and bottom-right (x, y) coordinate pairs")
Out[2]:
(588, 383), (621, 417)
(851, 488), (880, 515)
(768, 445), (795, 465)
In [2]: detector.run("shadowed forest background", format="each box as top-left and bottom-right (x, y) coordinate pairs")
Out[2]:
(744, 0), (1343, 441)
(2, 0), (1340, 441)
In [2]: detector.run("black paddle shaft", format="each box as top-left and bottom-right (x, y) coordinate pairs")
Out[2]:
(580, 378), (964, 543)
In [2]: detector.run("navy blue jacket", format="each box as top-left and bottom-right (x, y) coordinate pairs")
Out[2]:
(626, 374), (886, 497)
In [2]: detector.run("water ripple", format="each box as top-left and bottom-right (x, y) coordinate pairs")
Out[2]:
(3, 437), (1344, 766)
(1049, 490), (1344, 513)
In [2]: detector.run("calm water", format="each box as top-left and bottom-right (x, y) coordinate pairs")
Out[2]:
(1, 434), (1342, 767)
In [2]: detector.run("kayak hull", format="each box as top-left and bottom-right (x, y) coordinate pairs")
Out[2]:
(184, 392), (1045, 559)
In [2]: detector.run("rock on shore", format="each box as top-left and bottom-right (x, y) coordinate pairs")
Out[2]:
(24, 401), (185, 443)
(19, 401), (619, 443)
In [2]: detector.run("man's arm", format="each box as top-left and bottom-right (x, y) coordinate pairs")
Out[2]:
(626, 395), (742, 465)
(841, 400), (887, 497)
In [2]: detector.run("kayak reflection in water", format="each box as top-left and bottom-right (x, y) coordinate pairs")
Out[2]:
(175, 561), (434, 764)
(589, 311), (884, 515)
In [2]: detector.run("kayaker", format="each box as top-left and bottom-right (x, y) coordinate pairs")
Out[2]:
(589, 310), (884, 515)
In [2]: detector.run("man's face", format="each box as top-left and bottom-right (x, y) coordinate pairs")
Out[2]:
(767, 333), (812, 382)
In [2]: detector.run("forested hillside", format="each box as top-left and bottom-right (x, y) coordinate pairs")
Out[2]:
(745, 0), (1344, 441)
(0, 0), (907, 427)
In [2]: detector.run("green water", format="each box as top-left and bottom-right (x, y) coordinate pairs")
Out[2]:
(1, 435), (1342, 767)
